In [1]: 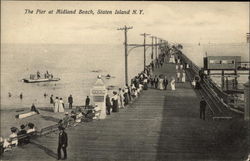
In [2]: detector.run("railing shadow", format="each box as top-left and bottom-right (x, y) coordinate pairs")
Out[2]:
(40, 115), (60, 123)
(30, 141), (57, 159)
(38, 107), (54, 112)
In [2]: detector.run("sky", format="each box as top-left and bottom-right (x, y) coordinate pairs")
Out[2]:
(1, 1), (249, 44)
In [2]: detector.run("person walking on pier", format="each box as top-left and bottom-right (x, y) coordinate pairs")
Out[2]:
(158, 76), (164, 90)
(200, 97), (207, 120)
(180, 64), (183, 70)
(111, 91), (119, 112)
(106, 94), (112, 115)
(176, 71), (181, 83)
(57, 126), (68, 160)
(118, 88), (124, 109)
(20, 93), (23, 99)
(150, 77), (154, 88)
(164, 76), (168, 90)
(58, 98), (65, 113)
(125, 84), (131, 102)
(85, 96), (90, 107)
(68, 95), (73, 109)
(50, 95), (54, 104)
(124, 85), (129, 105)
(182, 71), (186, 83)
(54, 97), (59, 113)
(170, 77), (176, 91)
(154, 76), (159, 89)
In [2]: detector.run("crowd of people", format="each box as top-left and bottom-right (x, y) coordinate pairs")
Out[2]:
(0, 122), (37, 154)
(1, 44), (201, 158)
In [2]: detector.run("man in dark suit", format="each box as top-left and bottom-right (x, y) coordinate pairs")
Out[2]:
(163, 77), (168, 90)
(200, 97), (207, 120)
(154, 76), (158, 89)
(106, 94), (112, 115)
(85, 96), (90, 107)
(57, 126), (68, 160)
(68, 95), (73, 109)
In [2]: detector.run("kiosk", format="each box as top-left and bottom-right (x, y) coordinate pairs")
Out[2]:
(90, 76), (107, 119)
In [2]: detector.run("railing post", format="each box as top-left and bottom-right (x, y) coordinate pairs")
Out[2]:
(244, 80), (250, 120)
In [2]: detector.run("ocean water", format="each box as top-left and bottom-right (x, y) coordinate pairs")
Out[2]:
(1, 43), (151, 110)
(1, 43), (249, 110)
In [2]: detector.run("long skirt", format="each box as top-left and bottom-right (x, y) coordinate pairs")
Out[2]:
(112, 100), (119, 112)
(159, 82), (164, 90)
(182, 75), (186, 82)
(54, 102), (59, 113)
(58, 103), (65, 113)
(143, 83), (148, 90)
(171, 83), (176, 90)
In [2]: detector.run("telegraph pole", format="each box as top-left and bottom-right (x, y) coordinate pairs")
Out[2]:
(118, 25), (133, 85)
(151, 36), (154, 61)
(155, 37), (158, 59)
(140, 33), (150, 70)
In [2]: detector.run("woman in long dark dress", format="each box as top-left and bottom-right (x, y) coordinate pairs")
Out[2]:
(106, 95), (112, 115)
(111, 92), (119, 112)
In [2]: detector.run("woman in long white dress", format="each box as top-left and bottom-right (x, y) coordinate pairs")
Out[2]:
(192, 79), (196, 88)
(118, 88), (124, 108)
(182, 72), (186, 82)
(172, 55), (176, 64)
(58, 98), (65, 112)
(54, 97), (59, 113)
(171, 78), (176, 90)
(158, 78), (164, 90)
(169, 55), (172, 63)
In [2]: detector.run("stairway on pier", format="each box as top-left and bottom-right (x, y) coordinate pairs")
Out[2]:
(1, 62), (247, 161)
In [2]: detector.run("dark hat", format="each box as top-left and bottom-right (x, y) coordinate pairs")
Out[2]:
(28, 122), (34, 128)
(20, 124), (25, 129)
(58, 126), (65, 130)
(10, 127), (17, 133)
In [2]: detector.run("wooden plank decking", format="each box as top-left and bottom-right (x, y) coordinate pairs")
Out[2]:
(1, 62), (247, 161)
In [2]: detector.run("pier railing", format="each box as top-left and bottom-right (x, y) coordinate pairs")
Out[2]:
(176, 50), (232, 115)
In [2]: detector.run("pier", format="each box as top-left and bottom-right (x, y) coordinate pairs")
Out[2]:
(1, 52), (249, 161)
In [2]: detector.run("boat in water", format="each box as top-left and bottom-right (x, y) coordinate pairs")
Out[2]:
(23, 71), (60, 83)
(22, 78), (60, 83)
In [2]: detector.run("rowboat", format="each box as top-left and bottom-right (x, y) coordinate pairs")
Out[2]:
(22, 78), (60, 83)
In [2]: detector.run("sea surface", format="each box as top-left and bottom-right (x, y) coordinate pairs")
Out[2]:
(1, 43), (249, 110)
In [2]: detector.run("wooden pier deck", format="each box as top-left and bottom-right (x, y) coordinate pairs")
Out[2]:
(1, 62), (248, 161)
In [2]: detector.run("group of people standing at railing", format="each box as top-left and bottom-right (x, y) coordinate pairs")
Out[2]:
(105, 66), (151, 115)
(105, 58), (168, 115)
(49, 94), (91, 114)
